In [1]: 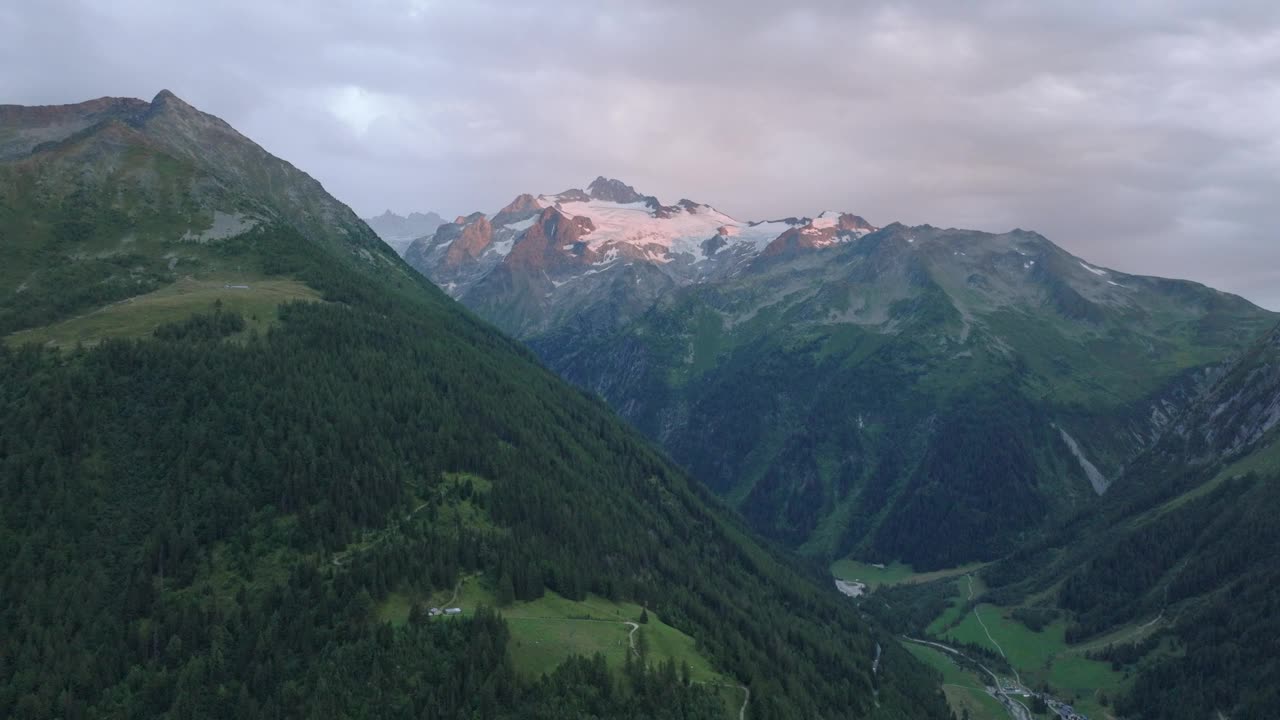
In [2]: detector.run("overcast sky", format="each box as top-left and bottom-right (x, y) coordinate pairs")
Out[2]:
(4, 1), (1278, 308)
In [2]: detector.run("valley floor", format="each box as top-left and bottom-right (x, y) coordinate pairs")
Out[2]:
(835, 560), (1138, 720)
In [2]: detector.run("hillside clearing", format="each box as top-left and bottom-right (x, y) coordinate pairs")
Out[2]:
(6, 276), (320, 348)
(378, 574), (727, 684)
(831, 559), (986, 591)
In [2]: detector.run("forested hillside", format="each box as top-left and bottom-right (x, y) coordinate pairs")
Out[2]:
(975, 322), (1280, 718)
(522, 225), (1275, 567)
(0, 94), (950, 719)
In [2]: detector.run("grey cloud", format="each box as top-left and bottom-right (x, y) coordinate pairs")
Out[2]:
(2, 0), (1278, 308)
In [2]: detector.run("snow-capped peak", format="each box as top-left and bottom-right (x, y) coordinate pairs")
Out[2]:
(586, 176), (647, 204)
(410, 178), (879, 290)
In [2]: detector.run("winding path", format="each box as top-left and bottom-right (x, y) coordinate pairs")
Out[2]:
(903, 636), (1032, 720)
(697, 681), (749, 720)
(444, 579), (462, 608)
(973, 606), (1007, 659)
(626, 620), (749, 718)
(1064, 611), (1165, 655)
(966, 575), (1021, 685)
(623, 621), (640, 658)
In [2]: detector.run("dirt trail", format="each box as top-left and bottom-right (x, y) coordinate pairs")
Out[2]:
(1064, 611), (1165, 655)
(623, 621), (640, 658)
(973, 606), (1007, 659)
(965, 576), (1007, 657)
(966, 575), (1020, 685)
(698, 681), (749, 720)
(444, 579), (462, 608)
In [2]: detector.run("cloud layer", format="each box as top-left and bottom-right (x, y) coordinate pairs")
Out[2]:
(4, 0), (1278, 307)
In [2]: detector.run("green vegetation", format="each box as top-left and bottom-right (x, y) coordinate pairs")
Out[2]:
(2, 225), (952, 717)
(5, 276), (320, 347)
(933, 598), (1124, 716)
(832, 559), (984, 590)
(868, 566), (1129, 720)
(904, 644), (1006, 720)
(515, 226), (1275, 570)
(0, 94), (952, 720)
(379, 575), (723, 684)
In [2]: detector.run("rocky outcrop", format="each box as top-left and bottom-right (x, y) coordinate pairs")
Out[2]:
(443, 214), (494, 267)
(587, 176), (646, 204)
(0, 96), (150, 160)
(505, 207), (598, 271)
(837, 213), (876, 233)
(491, 193), (543, 227)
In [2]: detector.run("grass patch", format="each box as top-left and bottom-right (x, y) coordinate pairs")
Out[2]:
(926, 578), (973, 635)
(938, 599), (1125, 711)
(945, 603), (1064, 672)
(832, 559), (985, 591)
(377, 574), (725, 685)
(6, 276), (320, 348)
(904, 643), (1005, 720)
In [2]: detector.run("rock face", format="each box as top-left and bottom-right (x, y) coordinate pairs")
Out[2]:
(1163, 323), (1280, 462)
(443, 214), (494, 267)
(586, 176), (646, 204)
(759, 212), (877, 257)
(490, 193), (542, 227)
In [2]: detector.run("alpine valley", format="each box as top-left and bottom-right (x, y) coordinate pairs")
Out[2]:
(0, 94), (952, 720)
(407, 176), (1280, 720)
(4, 85), (1278, 720)
(406, 178), (1277, 568)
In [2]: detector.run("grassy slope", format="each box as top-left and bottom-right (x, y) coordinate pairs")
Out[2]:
(6, 276), (319, 347)
(373, 472), (730, 690)
(904, 644), (1007, 720)
(378, 574), (725, 684)
(832, 559), (986, 591)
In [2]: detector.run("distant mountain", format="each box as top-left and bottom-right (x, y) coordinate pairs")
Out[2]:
(405, 176), (877, 336)
(409, 178), (1277, 569)
(364, 209), (446, 255)
(0, 97), (950, 719)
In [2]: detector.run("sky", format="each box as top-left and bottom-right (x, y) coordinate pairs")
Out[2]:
(3, 1), (1279, 308)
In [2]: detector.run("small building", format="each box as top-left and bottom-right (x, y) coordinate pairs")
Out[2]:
(428, 607), (442, 616)
(444, 607), (462, 615)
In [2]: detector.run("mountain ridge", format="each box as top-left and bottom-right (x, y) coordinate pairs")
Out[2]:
(408, 179), (1277, 569)
(364, 208), (446, 255)
(405, 177), (880, 336)
(0, 92), (951, 720)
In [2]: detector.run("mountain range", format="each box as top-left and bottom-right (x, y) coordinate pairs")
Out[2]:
(0, 94), (949, 719)
(406, 176), (877, 337)
(364, 209), (446, 255)
(407, 178), (1276, 568)
(5, 88), (1279, 720)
